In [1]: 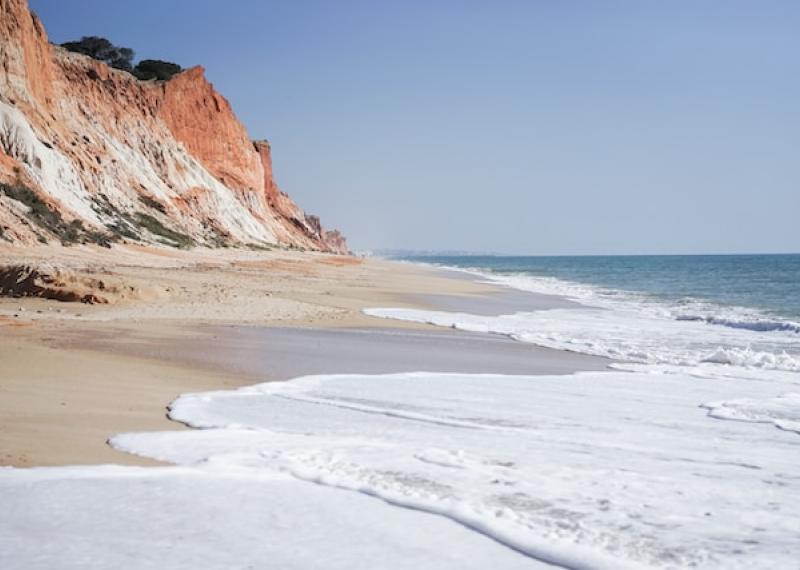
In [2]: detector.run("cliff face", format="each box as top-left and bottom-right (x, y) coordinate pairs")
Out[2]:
(0, 0), (347, 253)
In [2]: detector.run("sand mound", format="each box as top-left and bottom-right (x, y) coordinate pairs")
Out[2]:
(0, 264), (160, 304)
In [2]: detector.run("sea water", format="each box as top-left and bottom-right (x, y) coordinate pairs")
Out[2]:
(377, 254), (800, 370)
(357, 254), (800, 566)
(3, 254), (800, 569)
(404, 254), (800, 323)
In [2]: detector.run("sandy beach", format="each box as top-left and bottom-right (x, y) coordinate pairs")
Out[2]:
(5, 246), (798, 569)
(0, 244), (602, 467)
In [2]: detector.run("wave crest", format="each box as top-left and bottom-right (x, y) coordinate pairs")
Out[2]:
(700, 347), (800, 371)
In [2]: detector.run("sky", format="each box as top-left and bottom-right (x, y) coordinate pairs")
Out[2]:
(30, 0), (800, 255)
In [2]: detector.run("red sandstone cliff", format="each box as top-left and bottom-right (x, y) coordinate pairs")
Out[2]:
(0, 0), (347, 253)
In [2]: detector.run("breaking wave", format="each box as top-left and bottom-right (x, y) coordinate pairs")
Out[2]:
(366, 263), (800, 376)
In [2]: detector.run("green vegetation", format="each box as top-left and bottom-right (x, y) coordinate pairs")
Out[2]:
(106, 221), (140, 241)
(245, 242), (274, 252)
(87, 195), (195, 249)
(60, 219), (84, 244)
(61, 36), (182, 81)
(1, 182), (63, 236)
(133, 60), (182, 81)
(1, 185), (197, 250)
(0, 182), (116, 247)
(92, 195), (140, 241)
(205, 230), (231, 248)
(135, 213), (194, 249)
(61, 220), (115, 248)
(61, 36), (134, 72)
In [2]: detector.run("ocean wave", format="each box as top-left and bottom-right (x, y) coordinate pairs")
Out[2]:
(426, 262), (800, 339)
(702, 393), (800, 434)
(700, 347), (800, 371)
(364, 306), (800, 374)
(676, 315), (800, 334)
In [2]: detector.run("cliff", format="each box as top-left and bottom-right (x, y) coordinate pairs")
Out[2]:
(0, 0), (347, 253)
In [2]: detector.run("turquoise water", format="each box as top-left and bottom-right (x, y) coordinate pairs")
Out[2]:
(399, 254), (800, 325)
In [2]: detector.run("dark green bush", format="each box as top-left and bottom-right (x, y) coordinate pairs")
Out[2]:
(61, 36), (134, 72)
(135, 213), (194, 249)
(61, 37), (181, 82)
(106, 221), (139, 241)
(0, 182), (64, 237)
(0, 182), (116, 247)
(133, 60), (182, 81)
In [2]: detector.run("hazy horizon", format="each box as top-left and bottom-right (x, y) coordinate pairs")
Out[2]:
(374, 250), (800, 258)
(31, 0), (800, 255)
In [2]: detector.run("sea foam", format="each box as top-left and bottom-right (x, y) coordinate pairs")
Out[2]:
(364, 306), (800, 373)
(102, 370), (800, 569)
(702, 393), (800, 434)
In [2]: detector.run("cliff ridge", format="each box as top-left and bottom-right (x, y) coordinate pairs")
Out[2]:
(0, 0), (347, 253)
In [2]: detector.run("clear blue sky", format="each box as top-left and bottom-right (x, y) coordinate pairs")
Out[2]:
(30, 0), (799, 254)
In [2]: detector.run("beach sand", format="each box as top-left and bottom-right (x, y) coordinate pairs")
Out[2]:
(0, 244), (605, 467)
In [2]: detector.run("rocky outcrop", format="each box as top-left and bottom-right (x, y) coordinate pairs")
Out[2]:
(252, 139), (338, 249)
(0, 0), (347, 253)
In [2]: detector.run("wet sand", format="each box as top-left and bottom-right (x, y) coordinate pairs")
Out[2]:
(96, 325), (608, 384)
(0, 248), (606, 467)
(79, 269), (606, 381)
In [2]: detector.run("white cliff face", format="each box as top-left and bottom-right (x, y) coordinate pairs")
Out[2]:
(98, 124), (278, 244)
(0, 0), (347, 252)
(0, 95), (277, 245)
(0, 100), (100, 225)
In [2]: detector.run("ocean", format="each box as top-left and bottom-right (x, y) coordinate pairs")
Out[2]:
(399, 253), (800, 325)
(387, 253), (800, 368)
(352, 252), (800, 565)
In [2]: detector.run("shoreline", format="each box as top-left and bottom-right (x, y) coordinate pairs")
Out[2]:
(3, 247), (798, 569)
(0, 245), (600, 467)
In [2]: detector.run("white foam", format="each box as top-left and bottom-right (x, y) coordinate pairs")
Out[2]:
(103, 370), (800, 568)
(703, 393), (800, 434)
(0, 465), (541, 570)
(347, 264), (800, 565)
(364, 307), (800, 374)
(5, 367), (800, 568)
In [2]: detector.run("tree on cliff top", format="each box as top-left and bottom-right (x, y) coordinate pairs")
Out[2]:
(61, 36), (134, 72)
(133, 60), (182, 81)
(61, 37), (182, 81)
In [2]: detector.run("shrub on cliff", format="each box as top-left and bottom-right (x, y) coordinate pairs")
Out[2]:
(0, 183), (115, 247)
(61, 36), (182, 82)
(133, 60), (182, 81)
(61, 36), (134, 72)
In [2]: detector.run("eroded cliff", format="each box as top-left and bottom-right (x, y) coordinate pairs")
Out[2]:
(0, 0), (347, 253)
